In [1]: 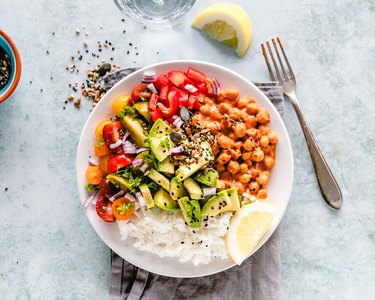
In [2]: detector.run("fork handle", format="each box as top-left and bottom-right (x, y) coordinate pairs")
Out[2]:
(286, 93), (343, 210)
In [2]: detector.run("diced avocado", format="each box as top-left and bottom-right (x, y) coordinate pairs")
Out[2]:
(122, 115), (146, 148)
(106, 174), (131, 191)
(201, 190), (232, 216)
(149, 119), (172, 138)
(133, 102), (152, 123)
(155, 156), (174, 174)
(147, 169), (170, 192)
(150, 135), (172, 162)
(194, 168), (219, 187)
(178, 197), (201, 228)
(226, 188), (241, 212)
(175, 141), (214, 182)
(154, 189), (179, 211)
(169, 177), (189, 200)
(139, 184), (154, 209)
(183, 178), (203, 200)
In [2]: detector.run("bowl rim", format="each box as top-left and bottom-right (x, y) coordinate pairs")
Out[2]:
(0, 29), (22, 104)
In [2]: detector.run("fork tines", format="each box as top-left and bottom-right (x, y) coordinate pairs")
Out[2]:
(261, 37), (295, 82)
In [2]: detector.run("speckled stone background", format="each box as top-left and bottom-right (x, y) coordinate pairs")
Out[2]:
(1, 0), (374, 299)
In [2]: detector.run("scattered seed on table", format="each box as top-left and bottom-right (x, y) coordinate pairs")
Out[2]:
(129, 42), (132, 46)
(75, 28), (80, 34)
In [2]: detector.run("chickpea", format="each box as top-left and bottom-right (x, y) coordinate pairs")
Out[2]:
(222, 89), (239, 101)
(246, 128), (257, 137)
(191, 115), (200, 126)
(245, 160), (253, 167)
(254, 131), (262, 141)
(215, 163), (226, 173)
(217, 135), (231, 149)
(249, 181), (260, 193)
(240, 163), (249, 174)
(256, 172), (270, 185)
(250, 167), (260, 178)
(243, 137), (256, 151)
(234, 141), (243, 149)
(247, 97), (255, 103)
(221, 171), (231, 179)
(206, 122), (219, 134)
(236, 97), (248, 109)
(233, 122), (247, 138)
(246, 103), (260, 115)
(217, 151), (231, 164)
(244, 115), (257, 129)
(212, 111), (223, 121)
(216, 179), (226, 190)
(257, 189), (268, 199)
(218, 102), (231, 114)
(262, 144), (275, 154)
(204, 97), (214, 106)
(237, 185), (246, 194)
(251, 148), (264, 162)
(229, 108), (242, 120)
(230, 149), (241, 160)
(199, 104), (211, 116)
(258, 125), (270, 135)
(242, 151), (252, 161)
(239, 173), (251, 184)
(211, 142), (220, 155)
(259, 135), (270, 147)
(256, 109), (270, 124)
(264, 156), (275, 169)
(227, 160), (240, 175)
(268, 132), (279, 144)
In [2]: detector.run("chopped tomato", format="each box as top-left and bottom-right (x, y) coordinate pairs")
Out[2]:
(153, 74), (169, 89)
(102, 121), (124, 147)
(148, 93), (159, 111)
(149, 108), (164, 122)
(107, 153), (133, 173)
(94, 143), (111, 157)
(197, 82), (207, 94)
(85, 166), (103, 185)
(112, 197), (135, 220)
(187, 95), (197, 110)
(96, 195), (115, 222)
(131, 84), (151, 102)
(186, 67), (206, 84)
(167, 70), (192, 89)
(159, 85), (170, 101)
(158, 90), (180, 118)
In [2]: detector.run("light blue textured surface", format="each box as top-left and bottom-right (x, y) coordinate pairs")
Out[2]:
(0, 0), (374, 299)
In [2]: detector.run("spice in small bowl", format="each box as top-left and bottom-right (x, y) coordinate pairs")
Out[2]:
(0, 46), (12, 90)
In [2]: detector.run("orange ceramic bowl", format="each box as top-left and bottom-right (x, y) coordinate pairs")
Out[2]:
(0, 29), (22, 104)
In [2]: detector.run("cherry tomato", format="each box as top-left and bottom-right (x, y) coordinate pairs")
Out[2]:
(102, 121), (124, 146)
(96, 195), (115, 222)
(112, 95), (131, 115)
(107, 153), (133, 173)
(131, 84), (151, 102)
(98, 179), (115, 198)
(85, 166), (103, 185)
(112, 197), (135, 220)
(95, 120), (112, 141)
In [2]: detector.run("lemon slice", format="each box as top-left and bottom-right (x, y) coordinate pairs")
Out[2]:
(226, 202), (276, 265)
(192, 3), (253, 57)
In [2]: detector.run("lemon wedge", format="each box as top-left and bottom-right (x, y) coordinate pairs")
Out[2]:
(191, 3), (253, 57)
(226, 202), (276, 265)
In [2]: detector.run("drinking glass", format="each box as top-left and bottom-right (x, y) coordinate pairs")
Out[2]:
(113, 0), (196, 26)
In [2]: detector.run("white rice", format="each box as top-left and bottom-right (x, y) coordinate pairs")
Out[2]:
(117, 208), (232, 266)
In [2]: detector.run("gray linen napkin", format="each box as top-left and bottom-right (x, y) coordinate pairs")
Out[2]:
(104, 69), (284, 300)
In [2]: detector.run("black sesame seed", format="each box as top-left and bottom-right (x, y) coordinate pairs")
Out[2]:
(181, 241), (184, 244)
(5, 187), (8, 192)
(129, 42), (132, 46)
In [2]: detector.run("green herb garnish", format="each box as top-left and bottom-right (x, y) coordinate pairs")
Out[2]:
(118, 105), (137, 119)
(116, 166), (144, 192)
(84, 183), (99, 192)
(117, 202), (134, 215)
(160, 137), (170, 149)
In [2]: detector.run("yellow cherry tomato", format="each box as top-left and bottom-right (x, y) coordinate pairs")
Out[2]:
(112, 95), (131, 115)
(95, 120), (112, 141)
(85, 166), (103, 185)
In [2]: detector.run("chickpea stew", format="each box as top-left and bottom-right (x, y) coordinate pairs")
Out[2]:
(191, 89), (278, 199)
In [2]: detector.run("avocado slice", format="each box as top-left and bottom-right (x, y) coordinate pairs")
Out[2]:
(201, 190), (232, 216)
(150, 135), (172, 162)
(183, 178), (203, 199)
(178, 197), (201, 228)
(155, 156), (175, 174)
(106, 174), (131, 191)
(139, 184), (154, 209)
(194, 168), (219, 187)
(169, 177), (189, 200)
(175, 141), (214, 182)
(122, 115), (146, 148)
(149, 119), (172, 138)
(133, 102), (152, 123)
(147, 169), (170, 192)
(154, 189), (179, 211)
(226, 188), (241, 212)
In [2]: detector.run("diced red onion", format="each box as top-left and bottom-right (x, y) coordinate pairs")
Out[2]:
(136, 192), (146, 207)
(125, 193), (136, 202)
(203, 187), (217, 197)
(134, 202), (140, 211)
(137, 147), (149, 154)
(132, 158), (143, 167)
(122, 132), (129, 143)
(180, 106), (191, 122)
(174, 119), (184, 128)
(184, 84), (198, 93)
(172, 115), (180, 120)
(123, 141), (138, 154)
(139, 162), (149, 173)
(83, 191), (101, 208)
(171, 145), (184, 155)
(110, 139), (123, 149)
(211, 79), (220, 95)
(173, 116), (183, 127)
(142, 70), (156, 83)
(147, 83), (157, 93)
(88, 156), (99, 166)
(109, 190), (125, 202)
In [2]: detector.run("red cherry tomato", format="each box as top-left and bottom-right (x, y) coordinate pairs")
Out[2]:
(98, 179), (115, 198)
(131, 84), (151, 102)
(107, 153), (133, 173)
(96, 195), (115, 222)
(102, 121), (124, 147)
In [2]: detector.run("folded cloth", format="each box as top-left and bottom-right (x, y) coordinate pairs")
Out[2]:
(104, 69), (284, 300)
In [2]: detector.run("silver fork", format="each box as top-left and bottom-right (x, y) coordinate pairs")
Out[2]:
(261, 37), (342, 210)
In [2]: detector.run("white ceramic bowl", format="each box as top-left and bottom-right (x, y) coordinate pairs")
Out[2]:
(76, 60), (294, 278)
